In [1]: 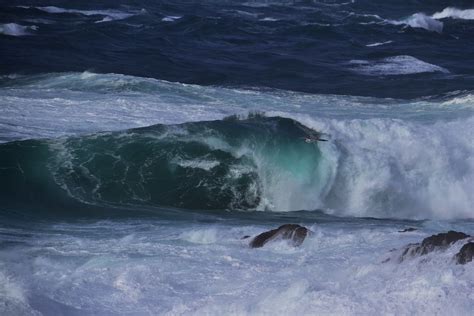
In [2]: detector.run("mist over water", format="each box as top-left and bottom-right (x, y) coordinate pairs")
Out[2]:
(1, 1), (473, 315)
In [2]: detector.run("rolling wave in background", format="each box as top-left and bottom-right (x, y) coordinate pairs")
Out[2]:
(2, 1), (474, 97)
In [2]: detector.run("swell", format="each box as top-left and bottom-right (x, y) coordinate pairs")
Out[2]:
(2, 3), (474, 97)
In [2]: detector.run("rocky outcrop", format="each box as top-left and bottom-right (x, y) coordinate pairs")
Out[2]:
(399, 231), (470, 262)
(249, 224), (310, 248)
(455, 242), (474, 265)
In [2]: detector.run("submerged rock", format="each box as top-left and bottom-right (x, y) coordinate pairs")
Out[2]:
(455, 242), (474, 265)
(399, 230), (470, 262)
(398, 227), (417, 233)
(249, 224), (309, 248)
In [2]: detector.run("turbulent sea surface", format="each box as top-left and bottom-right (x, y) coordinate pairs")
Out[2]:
(1, 1), (473, 315)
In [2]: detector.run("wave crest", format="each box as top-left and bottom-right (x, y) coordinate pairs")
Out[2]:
(385, 13), (443, 33)
(348, 55), (449, 76)
(0, 23), (37, 36)
(433, 7), (474, 20)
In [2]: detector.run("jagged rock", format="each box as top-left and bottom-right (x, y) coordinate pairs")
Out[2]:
(399, 231), (470, 262)
(398, 227), (417, 233)
(455, 242), (474, 265)
(420, 231), (470, 252)
(249, 224), (309, 248)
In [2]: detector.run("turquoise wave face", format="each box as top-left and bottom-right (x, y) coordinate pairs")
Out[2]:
(0, 115), (327, 214)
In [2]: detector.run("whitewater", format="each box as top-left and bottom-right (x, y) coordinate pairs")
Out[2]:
(1, 71), (473, 315)
(1, 1), (474, 315)
(1, 72), (473, 219)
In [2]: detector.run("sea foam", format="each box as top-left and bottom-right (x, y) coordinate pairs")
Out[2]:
(365, 40), (393, 47)
(0, 221), (472, 314)
(349, 55), (449, 76)
(387, 13), (443, 33)
(162, 16), (182, 22)
(384, 7), (474, 33)
(0, 23), (37, 36)
(432, 7), (474, 20)
(33, 6), (139, 22)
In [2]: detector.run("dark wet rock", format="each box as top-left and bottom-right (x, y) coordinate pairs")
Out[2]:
(455, 242), (474, 265)
(399, 231), (470, 262)
(249, 224), (309, 248)
(398, 227), (417, 233)
(241, 235), (251, 239)
(420, 231), (470, 251)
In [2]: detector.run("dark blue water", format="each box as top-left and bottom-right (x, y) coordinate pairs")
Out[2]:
(2, 0), (474, 98)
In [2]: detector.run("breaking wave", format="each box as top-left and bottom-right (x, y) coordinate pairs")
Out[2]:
(348, 55), (449, 76)
(0, 112), (472, 220)
(384, 7), (474, 33)
(384, 13), (443, 33)
(432, 7), (474, 21)
(0, 115), (331, 213)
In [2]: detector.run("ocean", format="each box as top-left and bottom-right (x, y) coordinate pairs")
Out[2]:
(0, 1), (473, 315)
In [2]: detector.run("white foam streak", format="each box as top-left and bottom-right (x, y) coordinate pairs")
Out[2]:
(35, 6), (138, 22)
(366, 40), (393, 47)
(433, 7), (474, 20)
(259, 17), (279, 22)
(162, 16), (182, 22)
(0, 23), (37, 36)
(173, 158), (220, 171)
(349, 55), (449, 76)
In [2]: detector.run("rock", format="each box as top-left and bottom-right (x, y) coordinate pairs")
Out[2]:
(455, 242), (474, 265)
(399, 230), (470, 262)
(249, 224), (309, 248)
(420, 231), (470, 253)
(398, 227), (417, 233)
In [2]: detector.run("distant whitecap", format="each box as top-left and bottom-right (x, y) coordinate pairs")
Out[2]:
(349, 55), (449, 76)
(432, 7), (474, 20)
(0, 23), (37, 36)
(365, 40), (393, 47)
(30, 6), (140, 22)
(387, 13), (443, 33)
(259, 17), (279, 22)
(161, 16), (182, 22)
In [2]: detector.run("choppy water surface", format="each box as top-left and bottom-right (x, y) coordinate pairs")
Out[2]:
(1, 1), (473, 315)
